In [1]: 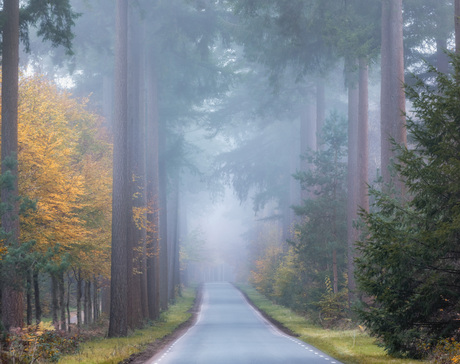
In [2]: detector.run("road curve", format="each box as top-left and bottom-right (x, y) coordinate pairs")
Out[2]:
(146, 282), (342, 364)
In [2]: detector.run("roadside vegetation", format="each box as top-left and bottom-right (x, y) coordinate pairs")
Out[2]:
(0, 287), (195, 363)
(237, 284), (427, 364)
(58, 287), (196, 364)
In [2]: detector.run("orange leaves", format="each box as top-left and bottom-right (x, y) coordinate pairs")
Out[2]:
(8, 73), (113, 276)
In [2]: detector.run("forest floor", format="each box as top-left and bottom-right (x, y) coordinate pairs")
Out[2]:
(236, 284), (429, 364)
(58, 286), (200, 364)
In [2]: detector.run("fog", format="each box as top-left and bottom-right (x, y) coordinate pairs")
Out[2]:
(6, 0), (456, 348)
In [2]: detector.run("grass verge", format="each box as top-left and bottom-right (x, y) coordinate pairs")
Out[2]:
(59, 287), (196, 364)
(236, 284), (428, 364)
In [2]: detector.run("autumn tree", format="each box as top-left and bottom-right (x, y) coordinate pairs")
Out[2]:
(0, 0), (77, 330)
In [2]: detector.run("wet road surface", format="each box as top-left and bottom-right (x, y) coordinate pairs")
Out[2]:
(146, 282), (343, 364)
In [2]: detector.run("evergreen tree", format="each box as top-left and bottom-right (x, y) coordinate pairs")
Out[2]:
(292, 113), (348, 308)
(356, 56), (460, 358)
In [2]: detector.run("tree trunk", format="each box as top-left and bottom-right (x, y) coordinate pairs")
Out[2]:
(380, 0), (406, 189)
(67, 273), (71, 332)
(456, 0), (460, 53)
(51, 274), (59, 329)
(316, 80), (326, 148)
(86, 280), (93, 324)
(300, 100), (316, 202)
(59, 272), (66, 331)
(76, 269), (82, 327)
(168, 180), (181, 302)
(108, 0), (129, 338)
(436, 38), (449, 74)
(358, 58), (369, 213)
(127, 6), (145, 329)
(27, 270), (32, 326)
(33, 269), (41, 324)
(346, 62), (359, 303)
(159, 129), (169, 311)
(332, 249), (338, 294)
(84, 280), (88, 325)
(93, 276), (99, 322)
(138, 21), (149, 321)
(1, 0), (22, 331)
(146, 54), (161, 320)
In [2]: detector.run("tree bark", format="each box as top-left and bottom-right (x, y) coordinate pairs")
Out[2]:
(33, 269), (41, 324)
(300, 100), (316, 202)
(159, 128), (169, 311)
(108, 0), (129, 338)
(380, 0), (406, 189)
(456, 0), (460, 54)
(67, 273), (71, 331)
(1, 0), (22, 331)
(346, 62), (359, 302)
(58, 272), (66, 331)
(76, 269), (82, 327)
(436, 38), (449, 74)
(358, 58), (369, 213)
(127, 6), (145, 328)
(26, 270), (32, 326)
(51, 274), (59, 329)
(316, 80), (326, 148)
(93, 276), (99, 322)
(86, 280), (93, 324)
(146, 54), (161, 320)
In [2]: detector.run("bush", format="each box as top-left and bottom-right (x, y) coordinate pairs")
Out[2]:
(0, 323), (82, 363)
(430, 338), (460, 364)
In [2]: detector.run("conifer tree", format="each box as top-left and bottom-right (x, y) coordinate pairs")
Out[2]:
(357, 57), (460, 358)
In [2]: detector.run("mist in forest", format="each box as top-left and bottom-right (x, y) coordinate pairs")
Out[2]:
(2, 0), (460, 357)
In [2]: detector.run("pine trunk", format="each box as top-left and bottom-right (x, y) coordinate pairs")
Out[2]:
(27, 270), (32, 325)
(346, 63), (359, 302)
(87, 280), (93, 324)
(316, 80), (326, 148)
(33, 269), (41, 324)
(358, 58), (369, 213)
(127, 7), (145, 328)
(108, 0), (129, 338)
(159, 132), (169, 311)
(59, 272), (66, 331)
(381, 0), (406, 188)
(93, 276), (99, 322)
(1, 0), (22, 331)
(300, 100), (316, 202)
(51, 274), (59, 329)
(76, 269), (82, 327)
(146, 56), (161, 320)
(456, 0), (460, 53)
(436, 38), (449, 74)
(67, 274), (71, 331)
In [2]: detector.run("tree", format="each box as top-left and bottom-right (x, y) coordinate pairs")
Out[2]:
(0, 0), (77, 331)
(380, 0), (406, 188)
(292, 113), (348, 300)
(1, 0), (22, 331)
(108, 0), (129, 338)
(357, 58), (460, 358)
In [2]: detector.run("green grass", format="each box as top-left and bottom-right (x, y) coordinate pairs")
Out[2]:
(59, 288), (196, 364)
(237, 284), (428, 364)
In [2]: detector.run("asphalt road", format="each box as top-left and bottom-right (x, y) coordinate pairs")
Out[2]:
(146, 282), (343, 364)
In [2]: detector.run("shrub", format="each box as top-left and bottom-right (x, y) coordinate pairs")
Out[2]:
(0, 322), (82, 363)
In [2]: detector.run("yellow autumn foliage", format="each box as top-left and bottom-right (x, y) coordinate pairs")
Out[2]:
(1, 73), (112, 277)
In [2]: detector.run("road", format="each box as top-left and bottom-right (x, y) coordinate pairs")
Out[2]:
(146, 282), (342, 364)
